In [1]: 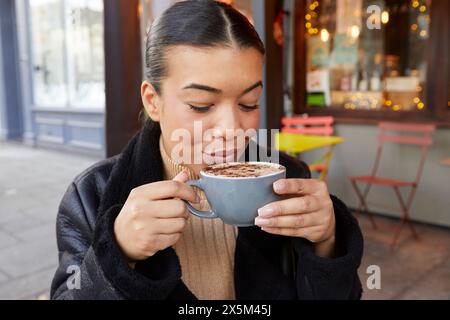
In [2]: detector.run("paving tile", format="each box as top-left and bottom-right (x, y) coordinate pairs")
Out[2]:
(0, 270), (9, 284)
(395, 258), (450, 300)
(0, 267), (56, 300)
(0, 232), (57, 278)
(14, 222), (56, 242)
(358, 214), (450, 300)
(0, 230), (19, 250)
(0, 214), (44, 234)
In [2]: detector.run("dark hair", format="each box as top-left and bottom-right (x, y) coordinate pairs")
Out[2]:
(145, 0), (265, 95)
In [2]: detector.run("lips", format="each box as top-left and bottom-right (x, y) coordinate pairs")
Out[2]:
(203, 149), (241, 164)
(206, 149), (238, 157)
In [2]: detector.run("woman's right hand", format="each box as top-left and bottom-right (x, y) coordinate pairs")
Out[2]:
(113, 171), (198, 266)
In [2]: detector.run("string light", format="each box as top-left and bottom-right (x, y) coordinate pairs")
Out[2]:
(410, 1), (429, 38)
(320, 28), (329, 42)
(381, 11), (389, 24)
(305, 0), (320, 36)
(350, 25), (360, 39)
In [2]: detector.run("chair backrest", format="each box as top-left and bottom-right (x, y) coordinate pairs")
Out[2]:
(378, 122), (435, 146)
(371, 122), (436, 184)
(281, 116), (334, 136)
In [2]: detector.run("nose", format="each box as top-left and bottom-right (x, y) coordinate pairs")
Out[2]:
(214, 105), (241, 141)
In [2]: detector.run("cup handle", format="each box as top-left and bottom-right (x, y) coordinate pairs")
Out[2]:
(184, 179), (218, 219)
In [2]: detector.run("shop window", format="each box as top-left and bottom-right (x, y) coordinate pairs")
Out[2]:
(30, 0), (105, 108)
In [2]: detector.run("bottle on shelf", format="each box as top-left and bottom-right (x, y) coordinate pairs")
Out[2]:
(370, 70), (381, 91)
(359, 71), (369, 91)
(351, 69), (359, 91)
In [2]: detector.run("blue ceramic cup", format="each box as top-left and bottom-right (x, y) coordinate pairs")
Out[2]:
(184, 162), (286, 226)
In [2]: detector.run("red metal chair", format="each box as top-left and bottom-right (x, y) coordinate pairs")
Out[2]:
(350, 122), (436, 248)
(281, 116), (335, 180)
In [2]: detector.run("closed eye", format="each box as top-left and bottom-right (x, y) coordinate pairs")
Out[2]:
(239, 104), (259, 111)
(188, 103), (260, 113)
(188, 104), (214, 113)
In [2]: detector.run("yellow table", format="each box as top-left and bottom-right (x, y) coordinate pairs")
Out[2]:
(276, 132), (344, 153)
(275, 132), (345, 180)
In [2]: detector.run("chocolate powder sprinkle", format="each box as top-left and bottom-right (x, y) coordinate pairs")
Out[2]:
(203, 163), (284, 178)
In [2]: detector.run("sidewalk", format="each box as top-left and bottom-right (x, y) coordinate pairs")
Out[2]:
(0, 142), (99, 299)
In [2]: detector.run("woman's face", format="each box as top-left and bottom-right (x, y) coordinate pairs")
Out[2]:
(142, 45), (263, 174)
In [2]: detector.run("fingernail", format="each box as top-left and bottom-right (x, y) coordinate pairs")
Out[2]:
(255, 217), (270, 226)
(258, 206), (275, 218)
(175, 171), (187, 181)
(274, 180), (286, 192)
(195, 194), (201, 203)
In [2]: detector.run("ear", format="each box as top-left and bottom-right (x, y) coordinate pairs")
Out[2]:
(141, 81), (161, 122)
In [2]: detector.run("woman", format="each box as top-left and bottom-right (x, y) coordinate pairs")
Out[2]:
(51, 0), (363, 300)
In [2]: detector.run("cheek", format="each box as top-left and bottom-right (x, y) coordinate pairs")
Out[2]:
(240, 109), (260, 130)
(160, 96), (192, 129)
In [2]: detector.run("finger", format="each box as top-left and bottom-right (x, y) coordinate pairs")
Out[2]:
(257, 195), (319, 218)
(151, 199), (190, 219)
(132, 180), (199, 203)
(273, 179), (326, 196)
(172, 170), (189, 183)
(153, 217), (188, 234)
(152, 233), (182, 251)
(261, 225), (323, 239)
(255, 212), (322, 229)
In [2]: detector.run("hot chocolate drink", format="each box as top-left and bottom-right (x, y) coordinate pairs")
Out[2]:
(203, 162), (284, 178)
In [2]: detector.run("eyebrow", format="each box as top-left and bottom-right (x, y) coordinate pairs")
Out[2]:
(182, 81), (263, 97)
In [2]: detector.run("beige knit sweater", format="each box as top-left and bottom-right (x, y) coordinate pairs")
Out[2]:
(159, 136), (237, 300)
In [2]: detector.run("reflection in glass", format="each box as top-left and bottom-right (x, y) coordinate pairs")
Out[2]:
(30, 0), (67, 106)
(304, 0), (432, 112)
(66, 0), (105, 107)
(29, 0), (105, 108)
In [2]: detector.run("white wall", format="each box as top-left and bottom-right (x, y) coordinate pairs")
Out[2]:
(300, 124), (450, 227)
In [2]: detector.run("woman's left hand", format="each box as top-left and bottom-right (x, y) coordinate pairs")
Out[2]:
(255, 179), (336, 258)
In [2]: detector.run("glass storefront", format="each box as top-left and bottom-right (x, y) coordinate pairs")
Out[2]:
(30, 0), (105, 108)
(302, 0), (431, 112)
